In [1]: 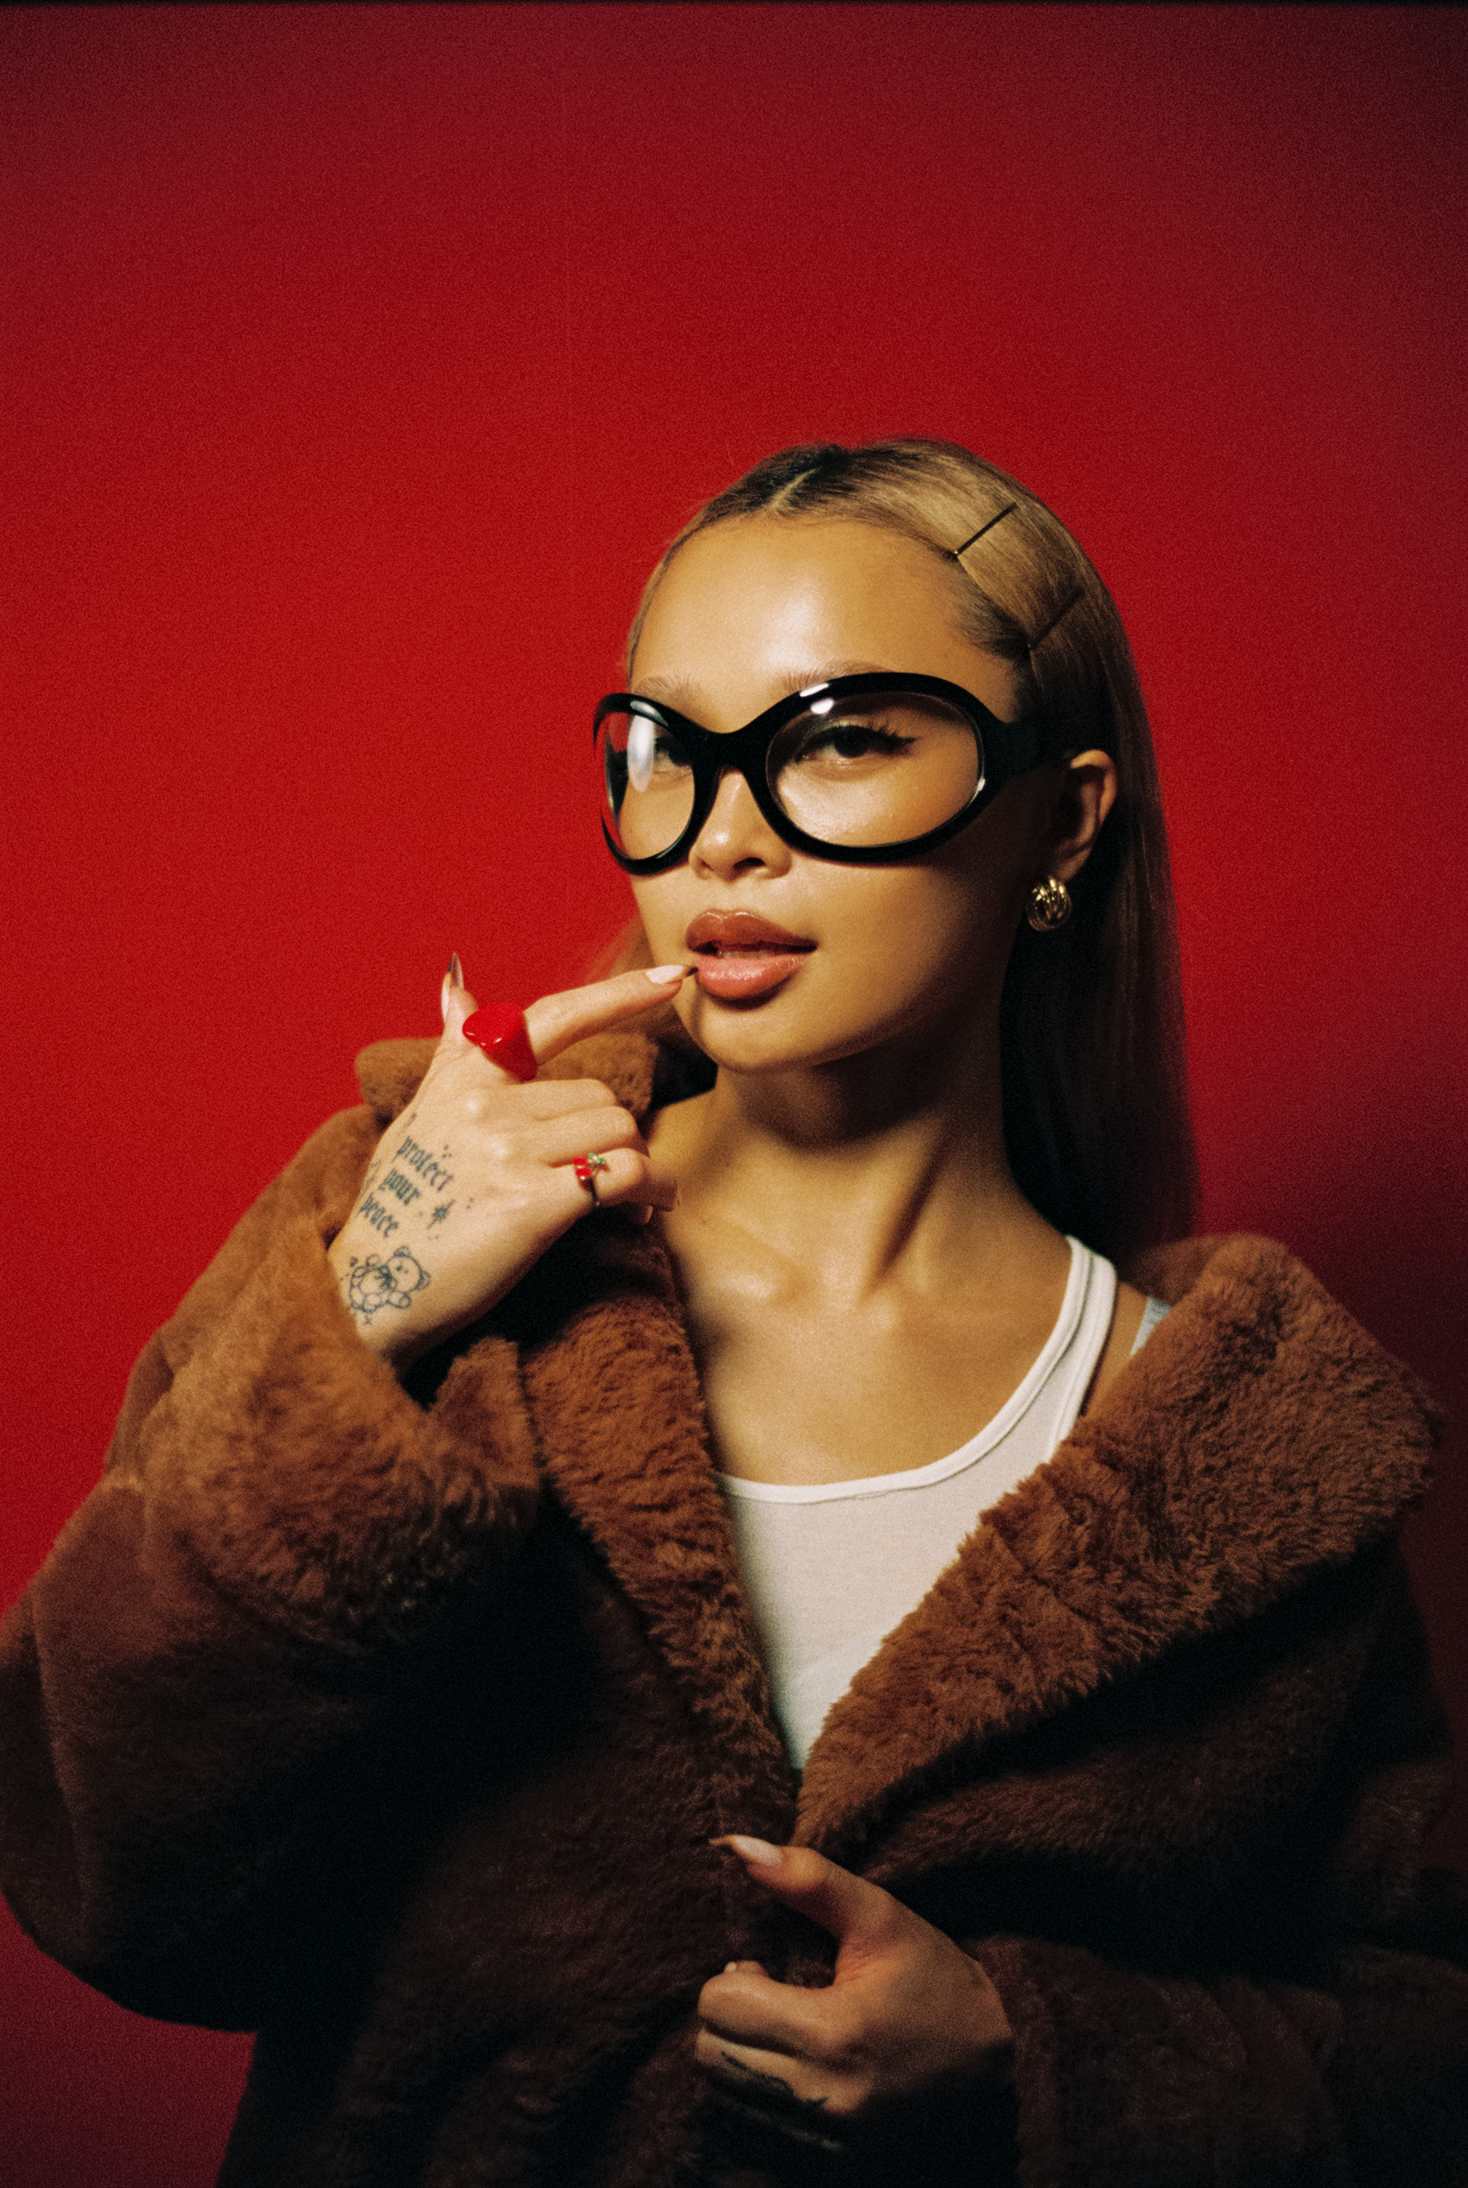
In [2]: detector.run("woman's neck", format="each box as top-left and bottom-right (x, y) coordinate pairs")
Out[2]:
(653, 1015), (1057, 1310)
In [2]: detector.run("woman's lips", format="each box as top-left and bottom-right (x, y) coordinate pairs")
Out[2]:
(691, 945), (812, 1002)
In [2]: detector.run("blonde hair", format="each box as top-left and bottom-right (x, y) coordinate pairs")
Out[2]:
(597, 437), (1196, 1263)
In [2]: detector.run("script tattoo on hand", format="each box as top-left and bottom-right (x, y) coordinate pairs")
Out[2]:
(392, 1131), (455, 1193)
(353, 1134), (456, 1242)
(713, 2051), (842, 2153)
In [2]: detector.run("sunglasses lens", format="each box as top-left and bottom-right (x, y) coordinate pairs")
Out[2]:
(596, 706), (695, 861)
(768, 690), (983, 848)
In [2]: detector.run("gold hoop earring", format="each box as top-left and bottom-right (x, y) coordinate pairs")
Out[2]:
(1025, 876), (1072, 932)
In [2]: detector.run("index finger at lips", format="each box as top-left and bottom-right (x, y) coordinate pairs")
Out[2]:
(522, 964), (690, 1066)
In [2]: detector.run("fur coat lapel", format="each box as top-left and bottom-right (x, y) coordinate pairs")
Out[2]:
(356, 1031), (1440, 1866)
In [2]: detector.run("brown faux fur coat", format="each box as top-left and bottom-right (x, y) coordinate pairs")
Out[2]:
(3, 1028), (1467, 2188)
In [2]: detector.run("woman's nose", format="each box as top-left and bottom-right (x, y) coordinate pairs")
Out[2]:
(688, 768), (791, 880)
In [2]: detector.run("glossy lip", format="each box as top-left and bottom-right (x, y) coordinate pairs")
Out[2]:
(693, 951), (809, 1002)
(684, 910), (815, 953)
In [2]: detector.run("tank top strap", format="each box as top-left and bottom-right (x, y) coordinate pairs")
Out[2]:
(1022, 1237), (1117, 1458)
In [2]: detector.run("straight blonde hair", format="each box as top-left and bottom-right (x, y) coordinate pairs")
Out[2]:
(594, 438), (1196, 1264)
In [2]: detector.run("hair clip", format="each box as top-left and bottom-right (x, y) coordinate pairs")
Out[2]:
(950, 507), (1083, 649)
(950, 502), (1018, 559)
(1027, 585), (1085, 649)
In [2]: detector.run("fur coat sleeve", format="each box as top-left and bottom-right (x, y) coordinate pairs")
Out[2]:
(2, 1027), (1466, 2188)
(0, 1089), (545, 2027)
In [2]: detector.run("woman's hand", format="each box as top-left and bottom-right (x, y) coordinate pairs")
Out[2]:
(326, 957), (689, 1368)
(696, 1838), (1014, 2155)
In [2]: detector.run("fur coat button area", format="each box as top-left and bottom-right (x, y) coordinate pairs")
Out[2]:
(2, 1026), (1466, 2187)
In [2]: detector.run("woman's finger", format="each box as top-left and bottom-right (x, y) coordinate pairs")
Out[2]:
(696, 1964), (838, 2065)
(438, 961), (688, 1081)
(694, 2030), (846, 2146)
(523, 965), (690, 1068)
(439, 952), (464, 1028)
(524, 1106), (648, 1168)
(513, 1078), (645, 1119)
(413, 1077), (638, 1122)
(554, 1147), (676, 1217)
(440, 955), (478, 1038)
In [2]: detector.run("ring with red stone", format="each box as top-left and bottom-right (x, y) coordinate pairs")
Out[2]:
(572, 1152), (611, 1199)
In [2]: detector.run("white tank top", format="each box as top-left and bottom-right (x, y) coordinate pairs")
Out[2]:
(719, 1237), (1170, 1770)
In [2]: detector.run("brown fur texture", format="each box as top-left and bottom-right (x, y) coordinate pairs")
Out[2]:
(3, 1028), (1466, 2187)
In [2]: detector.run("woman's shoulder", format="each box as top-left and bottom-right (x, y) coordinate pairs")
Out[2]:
(1120, 1231), (1431, 1401)
(1120, 1230), (1435, 1396)
(1119, 1229), (1291, 1305)
(1106, 1225), (1444, 1510)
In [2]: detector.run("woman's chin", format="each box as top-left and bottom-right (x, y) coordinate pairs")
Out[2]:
(675, 991), (905, 1079)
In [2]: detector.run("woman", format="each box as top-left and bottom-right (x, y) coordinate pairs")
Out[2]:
(3, 439), (1464, 2187)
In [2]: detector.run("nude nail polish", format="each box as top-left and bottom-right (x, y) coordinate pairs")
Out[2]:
(712, 1834), (784, 1868)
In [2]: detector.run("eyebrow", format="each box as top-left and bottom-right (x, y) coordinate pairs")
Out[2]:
(631, 658), (894, 710)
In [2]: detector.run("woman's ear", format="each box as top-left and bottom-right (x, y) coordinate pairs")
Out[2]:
(1044, 749), (1117, 884)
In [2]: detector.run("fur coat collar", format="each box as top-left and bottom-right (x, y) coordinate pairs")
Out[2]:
(355, 1027), (1440, 1877)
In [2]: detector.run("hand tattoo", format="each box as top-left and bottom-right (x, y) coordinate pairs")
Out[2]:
(713, 2050), (841, 2149)
(392, 1131), (455, 1193)
(353, 1133), (456, 1241)
(346, 1248), (431, 1320)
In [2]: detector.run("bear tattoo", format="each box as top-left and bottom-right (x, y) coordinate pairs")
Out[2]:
(347, 1247), (431, 1318)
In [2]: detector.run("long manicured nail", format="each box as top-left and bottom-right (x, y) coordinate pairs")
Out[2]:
(711, 1833), (784, 1868)
(441, 953), (464, 1026)
(645, 963), (689, 983)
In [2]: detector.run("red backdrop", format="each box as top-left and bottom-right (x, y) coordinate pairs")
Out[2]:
(4, 6), (1465, 2180)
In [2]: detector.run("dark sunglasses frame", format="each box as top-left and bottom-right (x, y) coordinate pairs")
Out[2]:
(593, 671), (1052, 874)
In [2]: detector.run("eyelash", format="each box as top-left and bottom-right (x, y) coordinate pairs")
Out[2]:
(795, 723), (913, 757)
(634, 720), (915, 770)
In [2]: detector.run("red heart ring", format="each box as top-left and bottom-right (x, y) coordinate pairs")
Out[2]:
(461, 1005), (538, 1083)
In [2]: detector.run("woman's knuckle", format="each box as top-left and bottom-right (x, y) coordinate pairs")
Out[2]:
(806, 2019), (847, 2070)
(829, 2000), (872, 2064)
